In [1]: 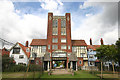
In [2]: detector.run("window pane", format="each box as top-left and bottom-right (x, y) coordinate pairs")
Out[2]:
(53, 20), (58, 27)
(72, 47), (77, 52)
(79, 60), (82, 64)
(13, 48), (20, 54)
(61, 45), (66, 49)
(19, 55), (24, 59)
(41, 46), (46, 53)
(52, 38), (58, 43)
(80, 53), (85, 57)
(68, 45), (70, 49)
(53, 28), (58, 35)
(61, 28), (66, 35)
(48, 45), (50, 49)
(52, 45), (58, 50)
(61, 38), (66, 43)
(61, 20), (66, 28)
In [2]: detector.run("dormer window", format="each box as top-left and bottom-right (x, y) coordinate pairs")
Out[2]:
(13, 47), (20, 54)
(26, 48), (29, 52)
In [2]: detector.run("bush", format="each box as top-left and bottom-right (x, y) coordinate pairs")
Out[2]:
(28, 64), (42, 72)
(77, 66), (81, 70)
(3, 65), (27, 72)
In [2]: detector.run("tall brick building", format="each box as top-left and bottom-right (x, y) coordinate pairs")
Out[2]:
(30, 13), (88, 71)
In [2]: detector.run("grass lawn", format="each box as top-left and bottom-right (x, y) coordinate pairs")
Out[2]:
(41, 70), (100, 79)
(2, 71), (41, 78)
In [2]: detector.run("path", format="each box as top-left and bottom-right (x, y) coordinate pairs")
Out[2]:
(51, 69), (72, 75)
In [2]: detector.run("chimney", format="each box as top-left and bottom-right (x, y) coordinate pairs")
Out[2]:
(100, 38), (104, 45)
(25, 41), (28, 47)
(90, 38), (92, 45)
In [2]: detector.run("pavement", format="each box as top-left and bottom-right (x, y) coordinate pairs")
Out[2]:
(51, 69), (72, 75)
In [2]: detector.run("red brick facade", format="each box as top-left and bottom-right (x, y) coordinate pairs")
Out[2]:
(46, 13), (72, 53)
(77, 57), (83, 66)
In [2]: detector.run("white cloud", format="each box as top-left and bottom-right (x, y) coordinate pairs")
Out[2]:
(72, 2), (118, 45)
(0, 1), (47, 48)
(0, 1), (118, 49)
(40, 0), (64, 15)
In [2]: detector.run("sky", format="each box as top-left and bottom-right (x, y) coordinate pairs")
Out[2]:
(0, 0), (119, 49)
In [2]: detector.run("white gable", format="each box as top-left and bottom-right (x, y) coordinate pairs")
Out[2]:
(9, 43), (29, 65)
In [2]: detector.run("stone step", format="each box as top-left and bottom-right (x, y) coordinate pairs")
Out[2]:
(51, 69), (72, 75)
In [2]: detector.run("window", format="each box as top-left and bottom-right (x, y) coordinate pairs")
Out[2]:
(41, 46), (46, 53)
(72, 47), (77, 52)
(32, 53), (37, 58)
(52, 38), (58, 43)
(61, 38), (66, 43)
(80, 53), (85, 57)
(26, 48), (29, 52)
(52, 28), (58, 35)
(68, 45), (70, 50)
(61, 45), (66, 49)
(61, 20), (66, 28)
(80, 46), (85, 49)
(30, 60), (34, 64)
(13, 47), (20, 54)
(89, 55), (94, 59)
(19, 55), (24, 59)
(48, 45), (50, 49)
(61, 28), (66, 35)
(79, 60), (82, 64)
(53, 20), (58, 27)
(33, 46), (38, 49)
(36, 60), (39, 64)
(90, 62), (94, 66)
(52, 45), (58, 50)
(53, 20), (58, 35)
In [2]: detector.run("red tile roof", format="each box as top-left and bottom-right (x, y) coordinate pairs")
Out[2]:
(72, 40), (87, 46)
(30, 39), (47, 46)
(18, 43), (31, 58)
(87, 45), (101, 50)
(0, 48), (10, 56)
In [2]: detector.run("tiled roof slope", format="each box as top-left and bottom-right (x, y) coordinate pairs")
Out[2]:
(18, 43), (31, 58)
(30, 39), (47, 46)
(72, 40), (87, 46)
(87, 45), (101, 50)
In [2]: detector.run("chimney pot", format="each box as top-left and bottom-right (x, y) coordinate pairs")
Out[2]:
(100, 38), (104, 45)
(26, 41), (28, 47)
(90, 38), (92, 45)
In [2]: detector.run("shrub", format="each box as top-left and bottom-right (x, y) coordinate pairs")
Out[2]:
(28, 64), (42, 72)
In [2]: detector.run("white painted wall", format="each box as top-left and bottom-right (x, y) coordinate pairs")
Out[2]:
(30, 46), (46, 58)
(9, 44), (29, 65)
(72, 46), (87, 58)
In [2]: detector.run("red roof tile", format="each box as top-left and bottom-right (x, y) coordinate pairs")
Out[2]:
(18, 43), (31, 58)
(87, 45), (101, 50)
(72, 40), (87, 46)
(30, 39), (47, 46)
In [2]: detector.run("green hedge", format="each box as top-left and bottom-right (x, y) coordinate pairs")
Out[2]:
(28, 64), (43, 72)
(3, 63), (43, 72)
(3, 65), (27, 72)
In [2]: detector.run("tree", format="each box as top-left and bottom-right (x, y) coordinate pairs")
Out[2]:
(106, 45), (118, 73)
(2, 54), (15, 71)
(95, 45), (108, 78)
(115, 38), (120, 66)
